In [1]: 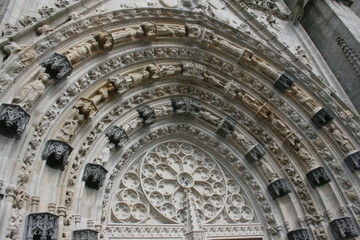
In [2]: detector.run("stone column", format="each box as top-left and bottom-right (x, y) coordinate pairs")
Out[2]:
(0, 186), (17, 239)
(57, 206), (67, 240)
(30, 196), (40, 212)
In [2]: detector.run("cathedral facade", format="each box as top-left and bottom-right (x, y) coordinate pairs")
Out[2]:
(0, 0), (359, 239)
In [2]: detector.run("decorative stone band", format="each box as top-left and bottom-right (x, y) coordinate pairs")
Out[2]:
(73, 229), (99, 240)
(306, 166), (331, 188)
(287, 228), (310, 240)
(267, 178), (291, 199)
(273, 72), (294, 93)
(217, 116), (237, 138)
(82, 163), (108, 190)
(329, 217), (358, 240)
(25, 212), (59, 240)
(137, 105), (156, 126)
(0, 103), (30, 139)
(40, 53), (73, 80)
(106, 126), (128, 150)
(245, 144), (266, 163)
(311, 108), (334, 128)
(171, 97), (202, 119)
(42, 139), (73, 171)
(344, 151), (360, 172)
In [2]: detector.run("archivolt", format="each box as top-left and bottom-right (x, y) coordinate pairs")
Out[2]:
(1, 8), (360, 240)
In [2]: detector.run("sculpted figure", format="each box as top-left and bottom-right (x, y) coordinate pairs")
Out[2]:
(93, 31), (114, 51)
(326, 123), (354, 152)
(288, 84), (319, 113)
(237, 90), (263, 112)
(200, 111), (221, 126)
(91, 83), (114, 105)
(94, 143), (115, 166)
(64, 40), (99, 65)
(213, 38), (245, 58)
(266, 112), (292, 137)
(235, 133), (252, 151)
(57, 113), (85, 143)
(293, 139), (316, 169)
(12, 71), (51, 110)
(258, 159), (278, 182)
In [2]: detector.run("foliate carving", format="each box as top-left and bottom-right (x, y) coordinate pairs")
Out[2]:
(311, 108), (333, 128)
(245, 144), (265, 163)
(137, 105), (156, 126)
(306, 167), (331, 188)
(344, 151), (360, 172)
(40, 53), (73, 80)
(0, 104), (30, 139)
(25, 212), (59, 240)
(287, 229), (310, 240)
(42, 140), (73, 171)
(267, 178), (291, 199)
(217, 116), (237, 138)
(274, 73), (294, 93)
(171, 97), (201, 119)
(330, 217), (358, 240)
(82, 164), (108, 190)
(73, 229), (98, 240)
(106, 126), (128, 150)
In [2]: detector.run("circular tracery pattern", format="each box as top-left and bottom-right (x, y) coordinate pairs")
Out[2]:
(111, 140), (255, 224)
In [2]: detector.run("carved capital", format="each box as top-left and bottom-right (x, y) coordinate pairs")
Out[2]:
(311, 108), (333, 128)
(274, 73), (294, 93)
(106, 126), (128, 150)
(245, 144), (266, 163)
(287, 229), (310, 240)
(217, 116), (237, 138)
(171, 97), (201, 119)
(306, 167), (331, 188)
(42, 139), (73, 171)
(267, 178), (291, 199)
(330, 217), (358, 240)
(25, 212), (59, 240)
(73, 229), (98, 240)
(137, 105), (156, 126)
(0, 104), (30, 139)
(82, 163), (108, 190)
(41, 53), (73, 80)
(344, 151), (360, 172)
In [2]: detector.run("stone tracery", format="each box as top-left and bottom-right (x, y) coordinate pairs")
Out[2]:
(0, 7), (359, 240)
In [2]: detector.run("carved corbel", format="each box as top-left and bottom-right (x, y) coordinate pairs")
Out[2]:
(217, 116), (237, 138)
(274, 72), (294, 93)
(344, 151), (360, 172)
(311, 108), (333, 128)
(329, 217), (358, 240)
(0, 103), (30, 139)
(171, 97), (201, 119)
(73, 229), (99, 240)
(287, 228), (310, 240)
(245, 144), (266, 162)
(40, 53), (73, 80)
(42, 139), (73, 171)
(82, 163), (108, 190)
(267, 178), (291, 199)
(25, 212), (59, 240)
(306, 167), (331, 188)
(137, 105), (156, 126)
(106, 126), (128, 150)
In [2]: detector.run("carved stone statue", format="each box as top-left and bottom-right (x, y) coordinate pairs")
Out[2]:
(234, 133), (252, 151)
(93, 143), (115, 166)
(258, 159), (278, 183)
(266, 112), (292, 138)
(64, 40), (99, 65)
(12, 71), (51, 110)
(57, 113), (85, 143)
(288, 84), (319, 113)
(200, 111), (221, 126)
(93, 31), (114, 51)
(292, 139), (316, 169)
(90, 83), (114, 105)
(237, 90), (263, 112)
(326, 123), (354, 153)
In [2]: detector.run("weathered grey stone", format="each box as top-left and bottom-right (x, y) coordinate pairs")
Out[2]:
(106, 126), (128, 150)
(274, 73), (294, 93)
(171, 97), (202, 119)
(25, 212), (59, 240)
(287, 229), (310, 240)
(268, 178), (291, 199)
(217, 116), (237, 138)
(73, 229), (98, 240)
(42, 140), (73, 171)
(82, 163), (108, 190)
(306, 167), (331, 188)
(330, 217), (358, 240)
(311, 108), (333, 128)
(137, 105), (156, 126)
(344, 151), (360, 172)
(0, 103), (30, 139)
(40, 53), (73, 80)
(245, 144), (266, 163)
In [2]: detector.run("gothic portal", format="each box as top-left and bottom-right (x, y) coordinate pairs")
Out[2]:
(0, 0), (359, 240)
